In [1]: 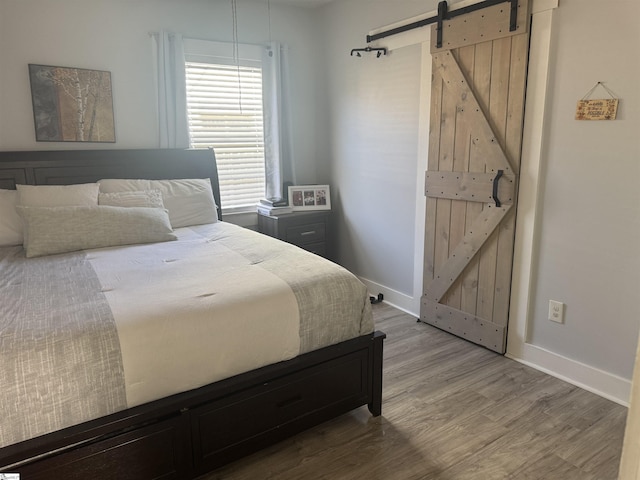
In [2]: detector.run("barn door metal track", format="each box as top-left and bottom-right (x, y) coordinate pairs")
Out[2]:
(366, 0), (519, 48)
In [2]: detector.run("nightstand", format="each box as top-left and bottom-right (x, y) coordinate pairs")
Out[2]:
(257, 210), (332, 259)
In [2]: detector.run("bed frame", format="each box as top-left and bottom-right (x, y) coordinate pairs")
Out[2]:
(0, 148), (385, 479)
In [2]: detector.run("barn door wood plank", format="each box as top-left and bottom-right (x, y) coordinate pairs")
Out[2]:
(505, 33), (529, 164)
(423, 59), (444, 287)
(475, 36), (513, 323)
(445, 44), (475, 309)
(460, 41), (492, 316)
(493, 32), (530, 326)
(433, 54), (459, 292)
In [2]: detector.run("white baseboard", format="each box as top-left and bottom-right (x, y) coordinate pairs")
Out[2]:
(506, 343), (631, 407)
(359, 276), (630, 406)
(357, 276), (419, 318)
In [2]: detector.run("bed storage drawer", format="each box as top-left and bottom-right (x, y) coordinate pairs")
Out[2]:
(191, 348), (369, 473)
(2, 332), (384, 480)
(17, 416), (192, 480)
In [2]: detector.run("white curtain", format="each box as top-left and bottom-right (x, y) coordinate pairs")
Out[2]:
(152, 31), (190, 148)
(262, 42), (296, 201)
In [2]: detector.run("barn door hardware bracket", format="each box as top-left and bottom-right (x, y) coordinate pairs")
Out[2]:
(350, 46), (387, 58)
(436, 1), (448, 48)
(492, 170), (504, 207)
(366, 0), (520, 44)
(509, 0), (518, 31)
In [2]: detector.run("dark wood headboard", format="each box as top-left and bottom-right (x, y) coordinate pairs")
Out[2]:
(0, 148), (222, 220)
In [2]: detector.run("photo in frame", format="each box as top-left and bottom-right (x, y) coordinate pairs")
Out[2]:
(288, 185), (331, 211)
(28, 64), (116, 143)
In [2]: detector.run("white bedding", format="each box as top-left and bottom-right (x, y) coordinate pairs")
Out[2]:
(0, 221), (373, 448)
(88, 224), (301, 407)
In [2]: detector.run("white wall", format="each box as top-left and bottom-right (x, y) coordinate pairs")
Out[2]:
(527, 0), (640, 381)
(317, 0), (640, 403)
(0, 0), (320, 183)
(316, 0), (437, 303)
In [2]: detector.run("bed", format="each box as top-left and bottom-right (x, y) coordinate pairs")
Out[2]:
(0, 148), (385, 480)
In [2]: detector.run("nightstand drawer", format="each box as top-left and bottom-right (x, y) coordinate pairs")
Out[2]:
(286, 222), (325, 246)
(257, 211), (332, 260)
(303, 242), (326, 257)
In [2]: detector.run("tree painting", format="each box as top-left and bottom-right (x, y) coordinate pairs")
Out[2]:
(29, 64), (115, 142)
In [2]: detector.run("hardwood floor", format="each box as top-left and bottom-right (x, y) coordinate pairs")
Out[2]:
(200, 303), (628, 480)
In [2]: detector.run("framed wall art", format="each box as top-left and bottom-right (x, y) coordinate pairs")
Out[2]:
(288, 185), (331, 211)
(28, 64), (116, 142)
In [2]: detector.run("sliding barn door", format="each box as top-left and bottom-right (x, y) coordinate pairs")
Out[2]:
(421, 1), (530, 353)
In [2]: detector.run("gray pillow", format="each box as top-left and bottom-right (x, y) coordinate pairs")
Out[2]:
(98, 178), (218, 228)
(17, 183), (99, 207)
(17, 205), (177, 258)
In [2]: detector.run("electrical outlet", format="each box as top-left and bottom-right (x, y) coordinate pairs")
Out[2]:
(548, 300), (564, 324)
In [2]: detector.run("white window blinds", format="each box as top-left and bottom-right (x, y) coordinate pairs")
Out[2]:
(185, 61), (265, 211)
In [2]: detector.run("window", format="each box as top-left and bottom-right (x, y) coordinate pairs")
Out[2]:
(184, 41), (265, 212)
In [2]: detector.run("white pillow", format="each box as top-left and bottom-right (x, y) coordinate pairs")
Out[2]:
(17, 183), (99, 207)
(17, 205), (177, 258)
(98, 178), (218, 228)
(99, 190), (164, 208)
(0, 189), (23, 247)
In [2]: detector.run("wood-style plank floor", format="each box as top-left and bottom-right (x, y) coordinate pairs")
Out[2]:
(200, 303), (628, 480)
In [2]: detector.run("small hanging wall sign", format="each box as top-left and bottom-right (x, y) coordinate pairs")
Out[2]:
(575, 82), (619, 120)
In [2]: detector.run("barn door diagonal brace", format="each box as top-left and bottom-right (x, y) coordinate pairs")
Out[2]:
(424, 203), (513, 304)
(366, 0), (520, 44)
(433, 50), (516, 173)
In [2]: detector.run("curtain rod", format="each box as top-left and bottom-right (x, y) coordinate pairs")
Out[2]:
(148, 32), (273, 49)
(366, 0), (519, 45)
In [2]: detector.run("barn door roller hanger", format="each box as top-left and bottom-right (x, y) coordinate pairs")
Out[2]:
(365, 0), (520, 48)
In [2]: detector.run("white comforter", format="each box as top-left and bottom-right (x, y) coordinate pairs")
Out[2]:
(0, 221), (373, 448)
(88, 224), (302, 407)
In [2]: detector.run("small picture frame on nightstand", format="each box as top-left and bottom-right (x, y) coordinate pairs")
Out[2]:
(288, 185), (331, 211)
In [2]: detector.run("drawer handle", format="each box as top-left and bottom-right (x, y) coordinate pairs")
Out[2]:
(277, 394), (303, 409)
(300, 231), (316, 236)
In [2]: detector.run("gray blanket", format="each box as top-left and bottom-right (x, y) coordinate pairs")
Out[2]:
(0, 247), (127, 448)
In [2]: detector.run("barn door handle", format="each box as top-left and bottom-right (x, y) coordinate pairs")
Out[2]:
(492, 170), (504, 207)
